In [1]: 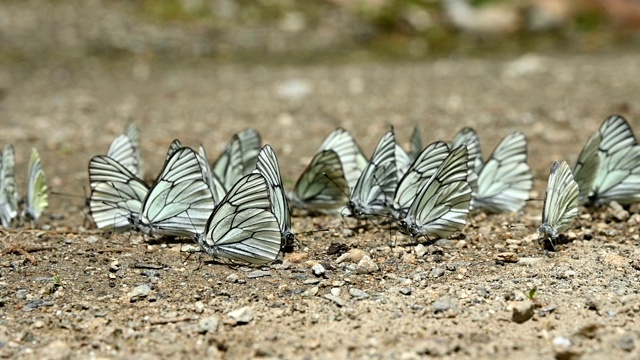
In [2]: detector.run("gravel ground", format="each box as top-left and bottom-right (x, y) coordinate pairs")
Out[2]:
(1, 52), (640, 359)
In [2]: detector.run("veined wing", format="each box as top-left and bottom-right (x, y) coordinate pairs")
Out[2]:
(165, 139), (183, 162)
(212, 128), (262, 189)
(317, 128), (368, 190)
(589, 115), (640, 206)
(393, 141), (450, 218)
(346, 130), (397, 218)
(198, 145), (227, 205)
(0, 144), (18, 227)
(139, 147), (215, 237)
(195, 173), (281, 265)
(451, 127), (481, 194)
(398, 145), (471, 239)
(288, 150), (349, 215)
(572, 131), (601, 205)
(474, 131), (532, 213)
(539, 161), (579, 249)
(395, 142), (412, 180)
(107, 134), (142, 179)
(88, 155), (149, 231)
(255, 144), (295, 248)
(409, 126), (422, 159)
(24, 148), (48, 222)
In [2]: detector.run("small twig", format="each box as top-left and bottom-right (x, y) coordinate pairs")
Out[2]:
(148, 316), (198, 325)
(134, 262), (165, 270)
(1, 246), (39, 264)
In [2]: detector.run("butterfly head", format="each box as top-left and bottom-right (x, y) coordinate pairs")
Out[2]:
(537, 223), (557, 251)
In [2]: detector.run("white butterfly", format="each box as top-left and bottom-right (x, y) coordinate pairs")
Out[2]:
(317, 128), (368, 190)
(197, 145), (227, 205)
(539, 161), (579, 250)
(288, 150), (349, 215)
(23, 148), (48, 223)
(212, 128), (262, 190)
(0, 144), (19, 227)
(451, 127), (482, 195)
(473, 131), (533, 213)
(107, 122), (143, 179)
(88, 155), (149, 231)
(345, 130), (397, 218)
(572, 131), (601, 205)
(397, 145), (472, 240)
(395, 142), (413, 180)
(588, 115), (640, 206)
(409, 126), (422, 159)
(392, 141), (451, 218)
(194, 172), (282, 265)
(135, 146), (216, 237)
(254, 145), (295, 250)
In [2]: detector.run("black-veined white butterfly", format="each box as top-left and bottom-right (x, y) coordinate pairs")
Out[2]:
(538, 161), (579, 250)
(473, 131), (533, 213)
(392, 141), (451, 218)
(88, 155), (149, 231)
(254, 145), (295, 250)
(212, 128), (262, 190)
(398, 145), (472, 240)
(588, 115), (640, 206)
(395, 141), (412, 180)
(0, 144), (19, 227)
(409, 126), (423, 159)
(316, 128), (368, 190)
(134, 146), (215, 237)
(451, 127), (482, 195)
(197, 145), (227, 205)
(572, 131), (601, 205)
(288, 150), (349, 214)
(194, 172), (282, 265)
(345, 130), (397, 218)
(166, 139), (183, 161)
(107, 122), (143, 179)
(23, 148), (48, 223)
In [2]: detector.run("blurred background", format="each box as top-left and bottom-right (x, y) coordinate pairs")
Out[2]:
(1, 0), (640, 64)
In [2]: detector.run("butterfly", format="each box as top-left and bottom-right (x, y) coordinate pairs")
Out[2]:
(107, 122), (144, 179)
(288, 150), (349, 215)
(538, 160), (579, 251)
(134, 146), (216, 237)
(588, 115), (640, 206)
(254, 144), (295, 250)
(194, 172), (282, 265)
(395, 141), (413, 180)
(473, 131), (533, 213)
(451, 127), (482, 195)
(392, 141), (451, 218)
(316, 128), (368, 190)
(345, 130), (397, 218)
(572, 131), (601, 205)
(409, 126), (423, 159)
(212, 128), (262, 190)
(88, 155), (149, 231)
(22, 148), (48, 223)
(397, 145), (472, 240)
(0, 144), (19, 227)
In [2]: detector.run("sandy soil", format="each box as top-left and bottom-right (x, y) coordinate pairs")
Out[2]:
(1, 52), (640, 359)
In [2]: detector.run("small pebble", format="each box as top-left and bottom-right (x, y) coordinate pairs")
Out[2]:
(33, 320), (45, 329)
(430, 268), (445, 278)
(414, 244), (427, 257)
(331, 288), (341, 297)
(349, 288), (370, 299)
(356, 256), (379, 274)
(433, 297), (453, 313)
(128, 284), (151, 302)
(311, 264), (326, 277)
(197, 316), (219, 333)
(302, 286), (319, 297)
(511, 300), (534, 323)
(227, 307), (254, 324)
(495, 252), (519, 263)
(399, 287), (412, 296)
(324, 294), (346, 307)
(247, 270), (271, 279)
(226, 274), (239, 283)
(194, 301), (205, 314)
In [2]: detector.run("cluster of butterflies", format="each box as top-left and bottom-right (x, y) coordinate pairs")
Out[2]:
(86, 114), (639, 265)
(0, 145), (48, 228)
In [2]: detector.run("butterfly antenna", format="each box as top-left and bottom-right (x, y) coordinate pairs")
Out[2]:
(322, 172), (349, 198)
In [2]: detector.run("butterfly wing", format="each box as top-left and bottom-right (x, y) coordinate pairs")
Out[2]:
(395, 142), (412, 180)
(107, 134), (142, 179)
(393, 141), (451, 218)
(572, 131), (601, 205)
(589, 115), (640, 206)
(198, 145), (227, 205)
(539, 161), (579, 247)
(451, 127), (482, 194)
(212, 128), (262, 189)
(196, 173), (281, 265)
(289, 150), (349, 214)
(474, 131), (532, 213)
(399, 145), (472, 239)
(0, 145), (18, 227)
(88, 155), (149, 231)
(24, 148), (48, 222)
(165, 139), (183, 162)
(139, 147), (215, 237)
(318, 128), (368, 190)
(255, 145), (295, 246)
(347, 130), (397, 218)
(409, 126), (422, 159)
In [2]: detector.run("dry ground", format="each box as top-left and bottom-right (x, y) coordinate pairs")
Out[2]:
(1, 52), (640, 359)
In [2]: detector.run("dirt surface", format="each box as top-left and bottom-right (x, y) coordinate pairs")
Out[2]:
(1, 53), (640, 359)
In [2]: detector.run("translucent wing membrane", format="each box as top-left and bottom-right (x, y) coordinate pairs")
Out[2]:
(474, 132), (533, 213)
(317, 128), (368, 190)
(572, 131), (601, 205)
(398, 145), (472, 239)
(409, 126), (422, 159)
(195, 173), (281, 265)
(451, 127), (481, 194)
(107, 122), (143, 179)
(212, 128), (262, 190)
(539, 161), (579, 249)
(197, 145), (227, 205)
(24, 148), (48, 222)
